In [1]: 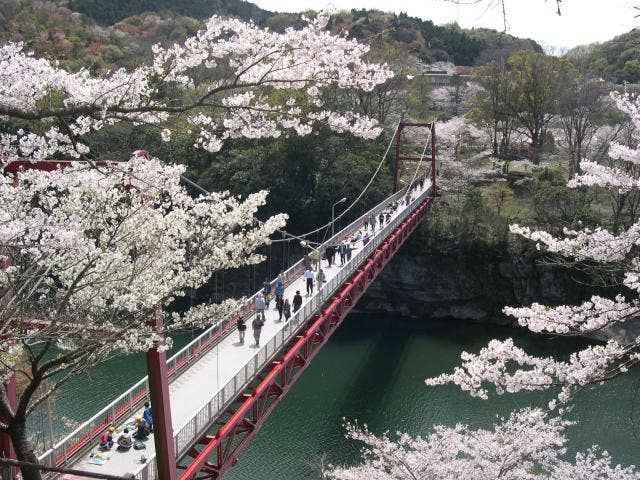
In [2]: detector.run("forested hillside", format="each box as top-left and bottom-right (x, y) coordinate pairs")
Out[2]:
(567, 28), (640, 83)
(0, 0), (542, 73)
(68, 0), (273, 26)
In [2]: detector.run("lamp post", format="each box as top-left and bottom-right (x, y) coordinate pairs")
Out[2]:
(331, 197), (347, 238)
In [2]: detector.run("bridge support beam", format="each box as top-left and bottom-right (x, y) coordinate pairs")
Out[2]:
(392, 122), (435, 194)
(147, 308), (177, 480)
(177, 193), (435, 480)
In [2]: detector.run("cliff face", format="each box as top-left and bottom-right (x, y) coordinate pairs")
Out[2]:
(357, 251), (586, 325)
(358, 248), (640, 343)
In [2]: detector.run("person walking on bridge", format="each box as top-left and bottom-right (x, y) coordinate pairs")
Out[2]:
(304, 268), (315, 296)
(369, 214), (376, 231)
(345, 241), (353, 261)
(283, 298), (291, 321)
(275, 277), (285, 303)
(252, 315), (264, 347)
(262, 278), (272, 308)
(293, 291), (302, 312)
(237, 315), (247, 344)
(276, 296), (284, 322)
(254, 292), (266, 322)
(316, 268), (326, 286)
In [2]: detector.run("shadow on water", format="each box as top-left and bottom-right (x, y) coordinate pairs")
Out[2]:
(329, 314), (414, 426)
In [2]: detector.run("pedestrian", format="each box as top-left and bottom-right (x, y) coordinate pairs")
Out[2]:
(378, 212), (384, 227)
(310, 249), (322, 269)
(275, 278), (285, 303)
(316, 268), (326, 286)
(304, 268), (315, 295)
(254, 292), (266, 322)
(293, 290), (302, 312)
(363, 218), (369, 230)
(236, 315), (247, 344)
(345, 242), (352, 261)
(385, 211), (391, 224)
(303, 253), (311, 270)
(262, 278), (272, 308)
(276, 296), (284, 321)
(283, 298), (292, 321)
(362, 231), (371, 245)
(143, 402), (153, 430)
(324, 245), (332, 266)
(369, 214), (376, 231)
(252, 314), (264, 347)
(339, 242), (346, 266)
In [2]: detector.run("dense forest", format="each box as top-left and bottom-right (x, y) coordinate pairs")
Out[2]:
(567, 28), (640, 83)
(0, 0), (543, 73)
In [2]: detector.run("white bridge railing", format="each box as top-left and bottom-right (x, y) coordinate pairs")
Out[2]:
(38, 180), (432, 478)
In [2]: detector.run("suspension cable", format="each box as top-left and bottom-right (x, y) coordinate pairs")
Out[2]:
(177, 123), (401, 244)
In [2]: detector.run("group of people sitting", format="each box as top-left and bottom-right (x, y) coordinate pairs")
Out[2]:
(99, 402), (153, 452)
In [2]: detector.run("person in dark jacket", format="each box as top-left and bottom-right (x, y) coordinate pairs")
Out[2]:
(339, 243), (346, 266)
(276, 296), (284, 321)
(133, 418), (150, 440)
(252, 315), (264, 346)
(283, 299), (291, 321)
(293, 291), (302, 312)
(237, 316), (247, 344)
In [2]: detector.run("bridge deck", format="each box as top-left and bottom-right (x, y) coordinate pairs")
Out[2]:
(60, 181), (431, 478)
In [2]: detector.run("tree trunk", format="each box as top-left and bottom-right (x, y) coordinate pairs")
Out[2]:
(10, 423), (42, 480)
(531, 132), (540, 165)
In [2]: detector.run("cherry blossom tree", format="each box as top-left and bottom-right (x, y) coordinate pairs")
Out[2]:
(328, 91), (640, 479)
(0, 12), (394, 479)
(434, 116), (493, 194)
(327, 408), (640, 480)
(0, 12), (392, 164)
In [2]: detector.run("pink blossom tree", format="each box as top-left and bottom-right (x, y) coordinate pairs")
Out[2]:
(0, 12), (393, 479)
(327, 91), (640, 479)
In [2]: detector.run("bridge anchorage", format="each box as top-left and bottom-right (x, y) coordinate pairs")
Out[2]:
(1, 122), (437, 480)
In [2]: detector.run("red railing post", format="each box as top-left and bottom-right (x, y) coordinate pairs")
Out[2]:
(147, 308), (177, 480)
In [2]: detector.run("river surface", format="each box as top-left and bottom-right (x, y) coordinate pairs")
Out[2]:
(50, 314), (640, 478)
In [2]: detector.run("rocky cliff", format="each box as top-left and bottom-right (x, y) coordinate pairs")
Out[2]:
(358, 249), (589, 325)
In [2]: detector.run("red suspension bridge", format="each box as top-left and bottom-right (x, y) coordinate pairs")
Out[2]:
(0, 122), (437, 480)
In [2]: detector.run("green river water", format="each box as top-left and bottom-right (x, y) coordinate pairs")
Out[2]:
(49, 314), (640, 479)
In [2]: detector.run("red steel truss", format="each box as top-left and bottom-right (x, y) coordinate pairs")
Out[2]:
(392, 122), (436, 196)
(177, 192), (435, 480)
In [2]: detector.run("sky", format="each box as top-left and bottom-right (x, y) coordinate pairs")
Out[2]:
(252, 0), (638, 51)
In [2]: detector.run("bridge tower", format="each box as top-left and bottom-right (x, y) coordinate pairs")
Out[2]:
(392, 122), (436, 196)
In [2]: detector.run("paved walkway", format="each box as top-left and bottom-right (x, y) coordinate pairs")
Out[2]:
(72, 183), (428, 477)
